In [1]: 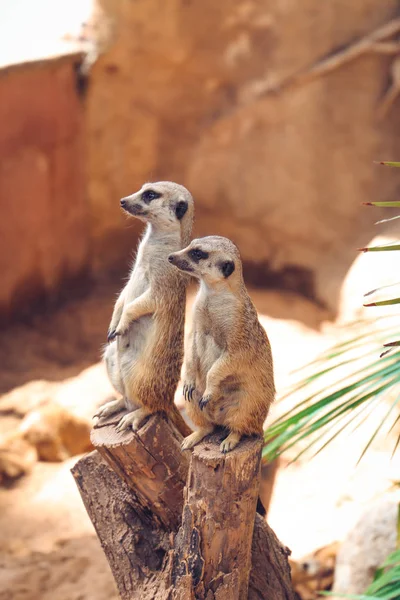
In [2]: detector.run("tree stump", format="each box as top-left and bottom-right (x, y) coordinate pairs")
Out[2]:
(90, 411), (189, 530)
(172, 435), (263, 599)
(72, 415), (295, 600)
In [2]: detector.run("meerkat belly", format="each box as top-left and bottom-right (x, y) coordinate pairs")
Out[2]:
(118, 315), (154, 364)
(118, 265), (154, 370)
(196, 331), (222, 391)
(210, 374), (244, 426)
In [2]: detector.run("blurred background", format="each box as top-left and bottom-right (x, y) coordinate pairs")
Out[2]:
(1, 1), (400, 599)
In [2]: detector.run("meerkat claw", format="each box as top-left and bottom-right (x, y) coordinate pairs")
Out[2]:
(220, 432), (241, 454)
(199, 394), (211, 411)
(107, 329), (117, 343)
(115, 412), (137, 433)
(183, 383), (195, 401)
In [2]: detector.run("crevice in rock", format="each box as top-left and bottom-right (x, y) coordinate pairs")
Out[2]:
(242, 261), (326, 308)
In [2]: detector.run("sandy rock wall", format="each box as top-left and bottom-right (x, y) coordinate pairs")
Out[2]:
(2, 2), (400, 319)
(86, 0), (400, 310)
(0, 52), (90, 318)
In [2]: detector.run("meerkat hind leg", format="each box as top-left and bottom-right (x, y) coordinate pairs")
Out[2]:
(181, 425), (214, 451)
(220, 431), (241, 453)
(93, 397), (126, 420)
(115, 407), (151, 433)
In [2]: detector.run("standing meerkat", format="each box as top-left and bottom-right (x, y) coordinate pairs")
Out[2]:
(168, 235), (275, 453)
(95, 182), (194, 436)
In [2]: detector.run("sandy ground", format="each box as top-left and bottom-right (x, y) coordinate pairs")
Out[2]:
(0, 278), (398, 599)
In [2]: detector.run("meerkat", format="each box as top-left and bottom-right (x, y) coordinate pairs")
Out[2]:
(168, 235), (275, 453)
(94, 182), (194, 437)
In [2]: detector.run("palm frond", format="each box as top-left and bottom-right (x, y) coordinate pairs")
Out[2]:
(263, 159), (400, 464)
(263, 317), (400, 462)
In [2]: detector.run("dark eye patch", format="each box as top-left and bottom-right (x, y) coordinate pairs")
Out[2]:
(219, 260), (235, 278)
(141, 189), (161, 204)
(189, 248), (209, 263)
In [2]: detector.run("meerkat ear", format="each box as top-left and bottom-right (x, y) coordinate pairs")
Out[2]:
(220, 260), (235, 278)
(175, 201), (188, 220)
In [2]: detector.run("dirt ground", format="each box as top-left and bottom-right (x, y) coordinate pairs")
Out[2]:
(0, 278), (398, 599)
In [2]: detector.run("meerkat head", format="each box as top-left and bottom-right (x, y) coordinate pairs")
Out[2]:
(168, 236), (242, 287)
(120, 181), (194, 243)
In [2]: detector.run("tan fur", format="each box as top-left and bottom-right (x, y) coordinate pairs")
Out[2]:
(96, 182), (194, 436)
(169, 236), (275, 452)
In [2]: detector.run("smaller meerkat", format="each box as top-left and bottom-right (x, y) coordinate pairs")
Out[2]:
(168, 236), (275, 453)
(94, 182), (194, 437)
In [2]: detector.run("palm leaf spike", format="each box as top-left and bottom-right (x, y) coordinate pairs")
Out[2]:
(362, 201), (400, 207)
(359, 244), (400, 252)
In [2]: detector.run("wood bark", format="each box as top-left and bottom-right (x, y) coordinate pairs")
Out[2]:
(90, 412), (190, 531)
(172, 435), (262, 599)
(72, 415), (295, 600)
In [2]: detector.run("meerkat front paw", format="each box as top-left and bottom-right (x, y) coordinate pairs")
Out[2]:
(220, 431), (241, 453)
(199, 393), (212, 411)
(114, 315), (134, 339)
(93, 397), (126, 420)
(115, 407), (149, 433)
(183, 382), (196, 401)
(181, 426), (214, 451)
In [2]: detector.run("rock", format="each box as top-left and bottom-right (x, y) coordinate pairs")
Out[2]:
(0, 433), (37, 483)
(290, 541), (339, 600)
(0, 363), (114, 467)
(86, 0), (400, 312)
(19, 402), (92, 462)
(0, 380), (58, 417)
(333, 494), (399, 594)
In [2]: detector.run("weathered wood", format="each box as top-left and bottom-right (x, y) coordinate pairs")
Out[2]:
(71, 450), (171, 600)
(249, 516), (294, 600)
(73, 417), (295, 600)
(91, 412), (190, 531)
(172, 433), (264, 600)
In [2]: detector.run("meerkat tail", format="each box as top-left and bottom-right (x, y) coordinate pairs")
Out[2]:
(168, 404), (192, 437)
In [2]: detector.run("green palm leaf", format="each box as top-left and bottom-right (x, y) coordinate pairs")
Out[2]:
(263, 317), (400, 462)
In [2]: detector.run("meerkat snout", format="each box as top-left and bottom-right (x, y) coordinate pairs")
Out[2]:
(168, 253), (194, 272)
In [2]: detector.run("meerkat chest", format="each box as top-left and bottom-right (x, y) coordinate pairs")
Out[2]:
(125, 260), (150, 304)
(195, 292), (237, 373)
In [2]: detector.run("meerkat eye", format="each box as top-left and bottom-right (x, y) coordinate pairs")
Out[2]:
(141, 189), (161, 203)
(189, 248), (209, 262)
